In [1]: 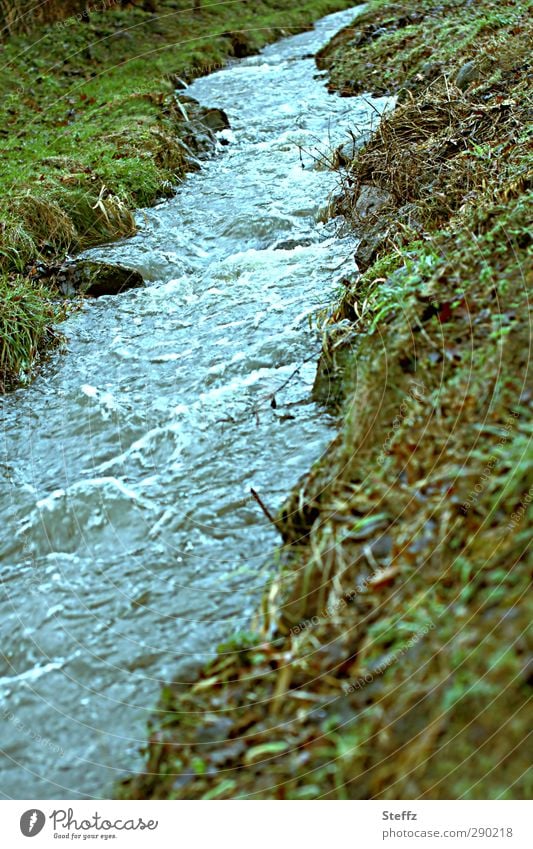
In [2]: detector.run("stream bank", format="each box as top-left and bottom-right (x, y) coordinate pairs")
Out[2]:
(0, 0), (357, 390)
(0, 6), (383, 800)
(120, 0), (532, 800)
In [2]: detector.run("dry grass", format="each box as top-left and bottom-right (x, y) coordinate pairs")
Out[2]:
(11, 194), (78, 254)
(328, 72), (531, 273)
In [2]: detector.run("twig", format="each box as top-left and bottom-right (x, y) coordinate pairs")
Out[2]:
(250, 488), (278, 528)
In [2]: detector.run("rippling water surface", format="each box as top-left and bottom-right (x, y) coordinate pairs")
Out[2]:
(0, 7), (390, 799)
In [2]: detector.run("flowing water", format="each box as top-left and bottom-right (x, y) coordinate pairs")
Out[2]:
(0, 7), (390, 799)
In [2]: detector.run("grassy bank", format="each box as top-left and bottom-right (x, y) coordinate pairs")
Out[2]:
(0, 0), (356, 390)
(119, 0), (532, 799)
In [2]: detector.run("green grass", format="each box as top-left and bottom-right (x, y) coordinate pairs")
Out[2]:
(0, 0), (357, 269)
(0, 0), (357, 389)
(0, 275), (63, 391)
(316, 0), (532, 98)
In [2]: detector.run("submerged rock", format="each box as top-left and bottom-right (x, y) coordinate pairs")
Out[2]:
(38, 260), (145, 298)
(195, 106), (231, 132)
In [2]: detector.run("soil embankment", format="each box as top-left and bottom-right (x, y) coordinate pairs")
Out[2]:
(119, 0), (532, 800)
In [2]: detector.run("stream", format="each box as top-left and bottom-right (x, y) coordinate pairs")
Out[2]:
(0, 6), (389, 799)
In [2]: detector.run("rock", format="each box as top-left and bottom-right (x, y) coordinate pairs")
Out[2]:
(420, 60), (442, 79)
(196, 106), (230, 132)
(354, 225), (390, 271)
(173, 136), (203, 169)
(271, 237), (314, 251)
(180, 123), (215, 155)
(355, 184), (393, 218)
(176, 102), (232, 157)
(45, 260), (145, 298)
(397, 201), (423, 231)
(318, 190), (352, 222)
(455, 61), (480, 91)
(177, 95), (200, 107)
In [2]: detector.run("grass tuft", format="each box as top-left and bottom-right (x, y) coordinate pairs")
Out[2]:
(0, 276), (63, 391)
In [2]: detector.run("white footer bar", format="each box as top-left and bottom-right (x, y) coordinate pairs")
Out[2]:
(3, 800), (530, 848)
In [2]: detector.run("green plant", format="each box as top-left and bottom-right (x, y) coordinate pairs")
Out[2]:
(0, 276), (60, 389)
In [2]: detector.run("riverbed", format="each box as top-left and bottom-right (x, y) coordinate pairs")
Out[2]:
(0, 6), (389, 799)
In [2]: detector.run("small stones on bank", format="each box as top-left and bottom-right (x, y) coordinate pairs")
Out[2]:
(174, 97), (232, 159)
(355, 184), (393, 219)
